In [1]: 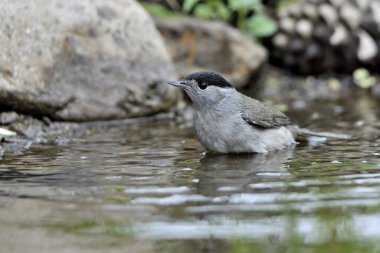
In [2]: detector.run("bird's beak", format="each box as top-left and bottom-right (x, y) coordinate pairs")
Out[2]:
(168, 80), (186, 88)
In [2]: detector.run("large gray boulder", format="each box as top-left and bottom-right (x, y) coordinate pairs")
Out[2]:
(0, 0), (179, 121)
(155, 17), (268, 88)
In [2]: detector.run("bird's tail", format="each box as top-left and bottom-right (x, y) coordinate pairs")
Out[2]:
(289, 125), (352, 142)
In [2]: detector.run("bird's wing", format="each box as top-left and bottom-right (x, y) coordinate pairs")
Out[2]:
(240, 95), (291, 128)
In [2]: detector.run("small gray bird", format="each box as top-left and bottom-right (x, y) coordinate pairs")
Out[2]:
(169, 71), (349, 154)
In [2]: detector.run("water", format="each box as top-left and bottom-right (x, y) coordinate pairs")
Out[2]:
(0, 96), (380, 253)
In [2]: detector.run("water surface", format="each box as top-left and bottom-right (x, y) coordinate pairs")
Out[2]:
(0, 96), (380, 253)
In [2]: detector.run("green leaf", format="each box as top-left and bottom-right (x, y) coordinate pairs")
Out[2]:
(142, 3), (179, 18)
(193, 3), (214, 19)
(183, 0), (200, 13)
(246, 14), (278, 38)
(353, 68), (376, 89)
(216, 4), (231, 21)
(228, 0), (262, 11)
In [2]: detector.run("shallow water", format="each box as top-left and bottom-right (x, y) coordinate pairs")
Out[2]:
(0, 96), (380, 253)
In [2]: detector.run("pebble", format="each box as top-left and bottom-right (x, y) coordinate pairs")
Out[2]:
(0, 127), (16, 137)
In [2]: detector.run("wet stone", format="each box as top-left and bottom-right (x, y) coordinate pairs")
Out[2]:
(0, 112), (19, 125)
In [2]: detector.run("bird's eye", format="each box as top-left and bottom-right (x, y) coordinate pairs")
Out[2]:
(198, 82), (208, 90)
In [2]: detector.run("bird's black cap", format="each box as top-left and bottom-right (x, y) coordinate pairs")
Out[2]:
(186, 72), (233, 88)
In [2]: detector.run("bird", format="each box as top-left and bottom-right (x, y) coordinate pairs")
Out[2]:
(168, 71), (349, 154)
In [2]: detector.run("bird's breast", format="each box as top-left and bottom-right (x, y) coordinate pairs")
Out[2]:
(194, 110), (230, 152)
(193, 109), (253, 153)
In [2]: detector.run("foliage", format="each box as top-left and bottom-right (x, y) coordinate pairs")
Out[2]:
(277, 0), (297, 10)
(182, 0), (277, 39)
(141, 3), (180, 18)
(353, 68), (376, 89)
(141, 0), (278, 39)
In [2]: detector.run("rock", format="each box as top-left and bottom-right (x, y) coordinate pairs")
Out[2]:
(280, 18), (296, 33)
(340, 3), (361, 30)
(272, 33), (289, 49)
(0, 112), (19, 125)
(0, 0), (179, 121)
(154, 17), (267, 88)
(0, 109), (177, 157)
(319, 3), (339, 26)
(269, 0), (380, 74)
(0, 127), (16, 137)
(357, 30), (378, 62)
(296, 19), (313, 38)
(329, 25), (349, 46)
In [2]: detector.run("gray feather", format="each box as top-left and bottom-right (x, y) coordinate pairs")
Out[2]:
(240, 94), (291, 128)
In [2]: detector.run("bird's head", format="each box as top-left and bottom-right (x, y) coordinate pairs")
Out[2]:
(168, 72), (235, 107)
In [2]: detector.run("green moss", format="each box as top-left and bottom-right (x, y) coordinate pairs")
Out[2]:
(227, 239), (380, 253)
(41, 219), (135, 238)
